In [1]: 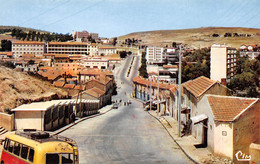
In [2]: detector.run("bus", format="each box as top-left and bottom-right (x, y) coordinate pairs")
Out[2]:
(0, 130), (78, 164)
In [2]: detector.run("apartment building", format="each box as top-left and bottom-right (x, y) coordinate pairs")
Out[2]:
(46, 42), (91, 55)
(12, 41), (45, 58)
(239, 44), (260, 60)
(163, 47), (178, 63)
(146, 47), (164, 64)
(210, 44), (237, 84)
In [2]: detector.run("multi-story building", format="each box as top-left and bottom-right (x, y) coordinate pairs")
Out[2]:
(81, 57), (108, 69)
(90, 33), (99, 40)
(146, 47), (164, 65)
(163, 47), (178, 64)
(46, 42), (90, 55)
(239, 44), (260, 60)
(72, 31), (89, 42)
(98, 46), (117, 55)
(12, 41), (45, 58)
(210, 44), (237, 84)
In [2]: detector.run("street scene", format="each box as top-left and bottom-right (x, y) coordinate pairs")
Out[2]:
(0, 0), (260, 164)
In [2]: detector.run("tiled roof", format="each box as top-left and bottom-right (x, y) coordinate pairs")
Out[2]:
(22, 54), (35, 58)
(13, 41), (44, 45)
(47, 74), (60, 81)
(63, 84), (75, 89)
(133, 76), (177, 91)
(207, 95), (258, 122)
(163, 65), (178, 69)
(83, 89), (102, 98)
(74, 85), (85, 90)
(182, 76), (217, 98)
(48, 42), (88, 45)
(53, 81), (65, 88)
(0, 52), (13, 56)
(91, 87), (105, 95)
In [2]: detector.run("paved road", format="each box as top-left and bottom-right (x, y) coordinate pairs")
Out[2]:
(61, 55), (192, 164)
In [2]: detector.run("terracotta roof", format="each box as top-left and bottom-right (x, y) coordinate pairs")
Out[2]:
(53, 81), (65, 88)
(54, 54), (70, 58)
(91, 87), (105, 95)
(13, 41), (44, 45)
(133, 76), (177, 91)
(182, 76), (217, 98)
(47, 74), (60, 81)
(22, 54), (35, 58)
(83, 88), (103, 98)
(79, 69), (102, 75)
(0, 52), (13, 56)
(43, 53), (55, 56)
(39, 67), (53, 70)
(207, 95), (258, 122)
(63, 84), (75, 89)
(98, 46), (116, 49)
(48, 42), (88, 45)
(163, 65), (178, 69)
(74, 85), (85, 90)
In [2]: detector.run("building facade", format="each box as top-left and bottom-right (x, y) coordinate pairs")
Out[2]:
(210, 44), (237, 83)
(146, 47), (164, 64)
(12, 41), (45, 58)
(81, 57), (109, 69)
(46, 42), (90, 55)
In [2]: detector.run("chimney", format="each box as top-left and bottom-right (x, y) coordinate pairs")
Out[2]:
(221, 78), (226, 86)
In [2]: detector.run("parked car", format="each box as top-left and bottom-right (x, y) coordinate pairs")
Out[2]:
(112, 103), (118, 109)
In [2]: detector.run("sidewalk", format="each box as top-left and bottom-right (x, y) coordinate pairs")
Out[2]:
(148, 110), (232, 164)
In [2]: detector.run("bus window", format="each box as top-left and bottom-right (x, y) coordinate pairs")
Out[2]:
(46, 153), (59, 164)
(8, 140), (14, 153)
(13, 142), (21, 156)
(61, 153), (73, 164)
(3, 138), (8, 150)
(21, 145), (29, 159)
(28, 148), (34, 162)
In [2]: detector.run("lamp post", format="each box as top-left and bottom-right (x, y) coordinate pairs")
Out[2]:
(157, 72), (159, 115)
(149, 78), (152, 111)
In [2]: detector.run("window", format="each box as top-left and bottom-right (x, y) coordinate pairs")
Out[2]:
(46, 154), (60, 164)
(222, 131), (227, 136)
(61, 153), (73, 164)
(13, 142), (21, 156)
(20, 145), (29, 159)
(28, 148), (34, 162)
(8, 140), (14, 153)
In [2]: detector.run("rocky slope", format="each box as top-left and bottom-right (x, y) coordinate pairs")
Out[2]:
(0, 66), (68, 112)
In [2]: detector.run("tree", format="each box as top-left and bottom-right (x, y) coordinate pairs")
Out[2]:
(119, 51), (127, 58)
(11, 28), (17, 38)
(0, 40), (12, 51)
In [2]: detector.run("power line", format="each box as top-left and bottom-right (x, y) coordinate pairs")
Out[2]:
(41, 0), (105, 29)
(19, 0), (71, 26)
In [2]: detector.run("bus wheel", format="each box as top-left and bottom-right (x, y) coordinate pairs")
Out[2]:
(1, 160), (4, 164)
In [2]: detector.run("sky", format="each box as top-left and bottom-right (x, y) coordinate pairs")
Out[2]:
(0, 0), (260, 38)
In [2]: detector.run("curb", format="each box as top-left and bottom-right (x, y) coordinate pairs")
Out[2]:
(147, 111), (199, 164)
(54, 106), (113, 135)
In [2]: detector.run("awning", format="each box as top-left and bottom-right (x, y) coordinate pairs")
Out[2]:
(190, 114), (208, 124)
(181, 107), (191, 114)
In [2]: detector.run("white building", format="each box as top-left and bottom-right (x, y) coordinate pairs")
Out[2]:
(81, 57), (109, 69)
(98, 46), (117, 56)
(210, 44), (237, 84)
(12, 41), (45, 58)
(146, 47), (164, 64)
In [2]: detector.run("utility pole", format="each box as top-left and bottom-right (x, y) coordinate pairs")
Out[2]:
(178, 44), (182, 137)
(157, 72), (159, 115)
(149, 78), (152, 111)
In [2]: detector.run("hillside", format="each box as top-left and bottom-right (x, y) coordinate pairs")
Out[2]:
(0, 66), (68, 112)
(118, 27), (260, 49)
(0, 26), (49, 33)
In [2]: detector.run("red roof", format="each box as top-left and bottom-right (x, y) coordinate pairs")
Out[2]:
(182, 76), (217, 98)
(207, 95), (258, 122)
(53, 81), (65, 88)
(63, 84), (75, 89)
(74, 85), (85, 90)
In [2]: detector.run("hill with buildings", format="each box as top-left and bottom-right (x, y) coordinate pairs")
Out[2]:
(0, 65), (68, 112)
(118, 27), (260, 49)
